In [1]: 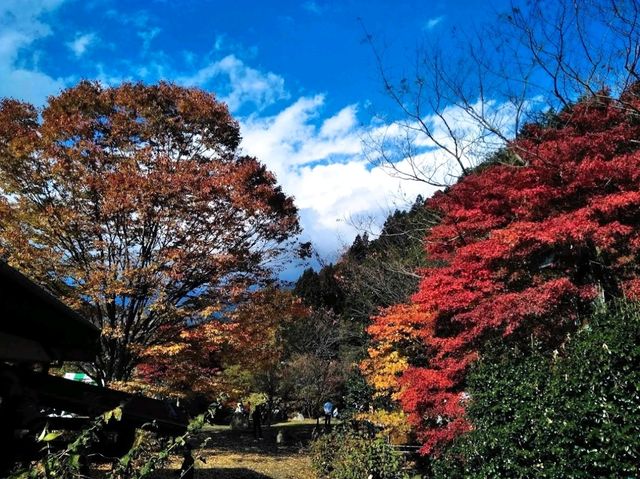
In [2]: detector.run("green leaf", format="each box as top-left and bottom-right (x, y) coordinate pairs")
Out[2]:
(119, 453), (131, 468)
(113, 406), (123, 421)
(42, 431), (63, 442)
(69, 454), (80, 469)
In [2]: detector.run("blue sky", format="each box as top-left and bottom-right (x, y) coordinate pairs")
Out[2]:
(0, 0), (512, 270)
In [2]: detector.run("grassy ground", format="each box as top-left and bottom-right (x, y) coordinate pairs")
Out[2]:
(150, 420), (323, 479)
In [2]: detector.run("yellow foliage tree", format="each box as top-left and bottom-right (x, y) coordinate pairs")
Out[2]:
(360, 303), (431, 441)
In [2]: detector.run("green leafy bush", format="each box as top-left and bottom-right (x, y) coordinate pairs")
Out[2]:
(432, 300), (640, 478)
(311, 429), (410, 479)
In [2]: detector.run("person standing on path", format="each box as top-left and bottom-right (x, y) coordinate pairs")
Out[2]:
(323, 400), (334, 429)
(252, 404), (263, 439)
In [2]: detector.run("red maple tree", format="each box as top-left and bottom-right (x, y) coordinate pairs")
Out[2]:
(368, 89), (640, 453)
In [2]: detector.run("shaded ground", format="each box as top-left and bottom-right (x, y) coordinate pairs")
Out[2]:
(151, 420), (322, 479)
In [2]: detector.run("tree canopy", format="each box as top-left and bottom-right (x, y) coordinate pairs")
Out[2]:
(0, 81), (300, 383)
(367, 88), (640, 453)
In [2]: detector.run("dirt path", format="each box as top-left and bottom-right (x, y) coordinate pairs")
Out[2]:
(152, 421), (319, 479)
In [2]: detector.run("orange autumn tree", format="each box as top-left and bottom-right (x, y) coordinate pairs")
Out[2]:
(367, 88), (640, 454)
(128, 320), (234, 399)
(362, 304), (428, 401)
(360, 303), (426, 442)
(135, 288), (310, 402)
(225, 288), (309, 408)
(0, 81), (300, 384)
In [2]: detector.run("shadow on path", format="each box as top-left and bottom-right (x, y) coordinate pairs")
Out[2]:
(192, 422), (320, 456)
(153, 467), (272, 479)
(149, 422), (322, 479)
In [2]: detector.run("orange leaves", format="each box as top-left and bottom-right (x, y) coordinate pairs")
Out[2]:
(361, 346), (408, 400)
(368, 304), (433, 343)
(135, 289), (307, 399)
(143, 342), (189, 357)
(228, 288), (309, 370)
(0, 99), (39, 160)
(0, 81), (300, 383)
(135, 320), (229, 398)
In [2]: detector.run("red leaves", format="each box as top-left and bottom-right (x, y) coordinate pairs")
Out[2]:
(367, 89), (640, 454)
(135, 320), (233, 398)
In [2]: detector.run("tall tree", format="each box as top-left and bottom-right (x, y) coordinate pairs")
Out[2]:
(131, 319), (232, 399)
(226, 288), (309, 409)
(368, 88), (640, 453)
(293, 264), (345, 313)
(0, 81), (300, 383)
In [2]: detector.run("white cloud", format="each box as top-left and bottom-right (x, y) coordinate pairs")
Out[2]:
(240, 96), (436, 257)
(214, 34), (225, 51)
(364, 96), (523, 187)
(241, 96), (363, 174)
(0, 0), (67, 104)
(138, 27), (161, 52)
(67, 32), (96, 58)
(239, 91), (521, 257)
(0, 67), (65, 105)
(178, 54), (288, 111)
(424, 15), (444, 31)
(210, 34), (259, 60)
(320, 104), (358, 138)
(94, 62), (134, 86)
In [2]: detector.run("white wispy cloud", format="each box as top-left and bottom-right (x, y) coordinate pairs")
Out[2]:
(138, 27), (161, 52)
(424, 15), (444, 31)
(0, 0), (66, 104)
(178, 54), (289, 111)
(67, 32), (97, 58)
(212, 33), (258, 57)
(240, 96), (435, 256)
(239, 92), (521, 256)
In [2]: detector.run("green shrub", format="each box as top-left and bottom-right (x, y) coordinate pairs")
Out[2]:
(310, 431), (340, 477)
(432, 300), (640, 478)
(310, 429), (410, 479)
